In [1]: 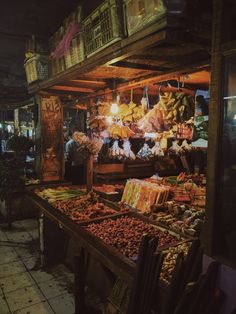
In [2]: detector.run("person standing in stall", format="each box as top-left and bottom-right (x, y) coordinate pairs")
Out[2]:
(65, 130), (89, 185)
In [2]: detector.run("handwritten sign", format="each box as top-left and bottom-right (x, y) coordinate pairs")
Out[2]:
(40, 96), (63, 182)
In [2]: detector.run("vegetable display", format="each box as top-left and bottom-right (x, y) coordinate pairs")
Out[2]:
(35, 186), (85, 203)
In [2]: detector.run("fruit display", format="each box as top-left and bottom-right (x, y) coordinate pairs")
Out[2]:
(152, 201), (205, 236)
(35, 186), (85, 203)
(161, 242), (191, 284)
(85, 216), (179, 259)
(138, 92), (195, 132)
(108, 124), (135, 139)
(121, 179), (170, 213)
(53, 192), (117, 221)
(98, 101), (146, 123)
(88, 116), (107, 131)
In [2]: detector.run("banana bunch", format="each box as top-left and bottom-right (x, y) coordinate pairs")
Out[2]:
(108, 124), (135, 139)
(158, 92), (195, 122)
(118, 101), (146, 122)
(97, 101), (146, 123)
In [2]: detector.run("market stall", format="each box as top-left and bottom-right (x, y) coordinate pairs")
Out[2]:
(24, 0), (212, 312)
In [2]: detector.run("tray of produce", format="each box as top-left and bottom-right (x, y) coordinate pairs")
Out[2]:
(93, 184), (124, 202)
(151, 201), (205, 237)
(34, 185), (86, 203)
(30, 189), (121, 227)
(80, 212), (186, 264)
(52, 192), (119, 222)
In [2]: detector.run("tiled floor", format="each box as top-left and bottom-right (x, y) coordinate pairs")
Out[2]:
(0, 219), (75, 314)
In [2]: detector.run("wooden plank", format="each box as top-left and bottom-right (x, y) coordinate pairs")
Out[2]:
(86, 155), (93, 193)
(70, 79), (107, 86)
(50, 85), (94, 93)
(112, 61), (168, 72)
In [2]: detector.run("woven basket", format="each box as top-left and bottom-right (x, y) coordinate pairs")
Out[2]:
(83, 0), (124, 57)
(24, 55), (49, 84)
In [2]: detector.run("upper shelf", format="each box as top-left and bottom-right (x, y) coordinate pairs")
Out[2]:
(28, 15), (211, 99)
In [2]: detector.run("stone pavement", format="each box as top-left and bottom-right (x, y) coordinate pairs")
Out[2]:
(0, 219), (75, 314)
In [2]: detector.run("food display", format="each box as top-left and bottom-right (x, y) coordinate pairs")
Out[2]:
(93, 184), (123, 194)
(152, 201), (205, 237)
(85, 216), (179, 259)
(35, 186), (85, 203)
(52, 192), (116, 222)
(161, 242), (191, 284)
(121, 179), (170, 213)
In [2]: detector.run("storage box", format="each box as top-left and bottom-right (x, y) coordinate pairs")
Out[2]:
(124, 0), (186, 36)
(83, 0), (124, 57)
(24, 54), (49, 84)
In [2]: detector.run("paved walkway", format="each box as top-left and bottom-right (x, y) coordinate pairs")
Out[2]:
(0, 219), (75, 314)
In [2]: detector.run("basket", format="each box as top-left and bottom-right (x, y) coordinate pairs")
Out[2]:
(124, 0), (186, 36)
(83, 0), (124, 57)
(24, 54), (49, 84)
(64, 33), (84, 69)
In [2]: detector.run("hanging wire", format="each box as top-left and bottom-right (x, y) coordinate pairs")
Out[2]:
(145, 84), (150, 110)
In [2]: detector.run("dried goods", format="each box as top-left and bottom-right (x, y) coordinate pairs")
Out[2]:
(161, 242), (191, 284)
(152, 201), (205, 236)
(94, 184), (123, 193)
(53, 192), (116, 221)
(86, 216), (178, 259)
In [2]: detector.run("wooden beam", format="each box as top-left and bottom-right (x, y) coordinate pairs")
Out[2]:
(70, 79), (106, 86)
(111, 61), (169, 72)
(50, 85), (94, 93)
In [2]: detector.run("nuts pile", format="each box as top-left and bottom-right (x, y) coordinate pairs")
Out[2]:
(86, 216), (178, 259)
(54, 193), (116, 222)
(160, 242), (191, 284)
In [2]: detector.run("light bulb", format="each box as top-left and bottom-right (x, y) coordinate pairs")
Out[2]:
(106, 116), (113, 124)
(111, 103), (119, 115)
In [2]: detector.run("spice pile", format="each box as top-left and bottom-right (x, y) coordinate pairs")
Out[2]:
(86, 216), (178, 259)
(53, 192), (116, 221)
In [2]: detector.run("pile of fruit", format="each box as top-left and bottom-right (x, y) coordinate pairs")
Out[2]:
(35, 186), (85, 203)
(53, 192), (116, 221)
(85, 216), (179, 259)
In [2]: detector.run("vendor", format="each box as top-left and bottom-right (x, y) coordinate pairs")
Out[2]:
(65, 131), (89, 185)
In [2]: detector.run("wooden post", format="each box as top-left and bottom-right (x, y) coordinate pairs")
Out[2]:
(86, 154), (93, 193)
(35, 95), (64, 182)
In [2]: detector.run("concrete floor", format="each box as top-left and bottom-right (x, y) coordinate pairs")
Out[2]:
(0, 219), (75, 314)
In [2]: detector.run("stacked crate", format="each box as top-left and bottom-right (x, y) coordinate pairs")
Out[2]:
(83, 0), (124, 57)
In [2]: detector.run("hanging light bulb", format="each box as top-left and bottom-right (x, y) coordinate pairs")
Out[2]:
(111, 103), (119, 115)
(106, 116), (113, 124)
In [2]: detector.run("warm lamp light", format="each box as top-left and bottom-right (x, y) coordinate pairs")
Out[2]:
(106, 116), (113, 124)
(111, 103), (119, 115)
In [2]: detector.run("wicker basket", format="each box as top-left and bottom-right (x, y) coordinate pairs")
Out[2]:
(124, 0), (186, 36)
(64, 32), (84, 69)
(24, 55), (49, 84)
(83, 0), (124, 57)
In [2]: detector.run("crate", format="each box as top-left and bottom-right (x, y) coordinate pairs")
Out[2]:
(24, 54), (49, 84)
(83, 0), (124, 57)
(124, 0), (186, 36)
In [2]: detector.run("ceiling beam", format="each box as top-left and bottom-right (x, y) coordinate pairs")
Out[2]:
(111, 61), (169, 72)
(50, 85), (94, 93)
(70, 79), (106, 86)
